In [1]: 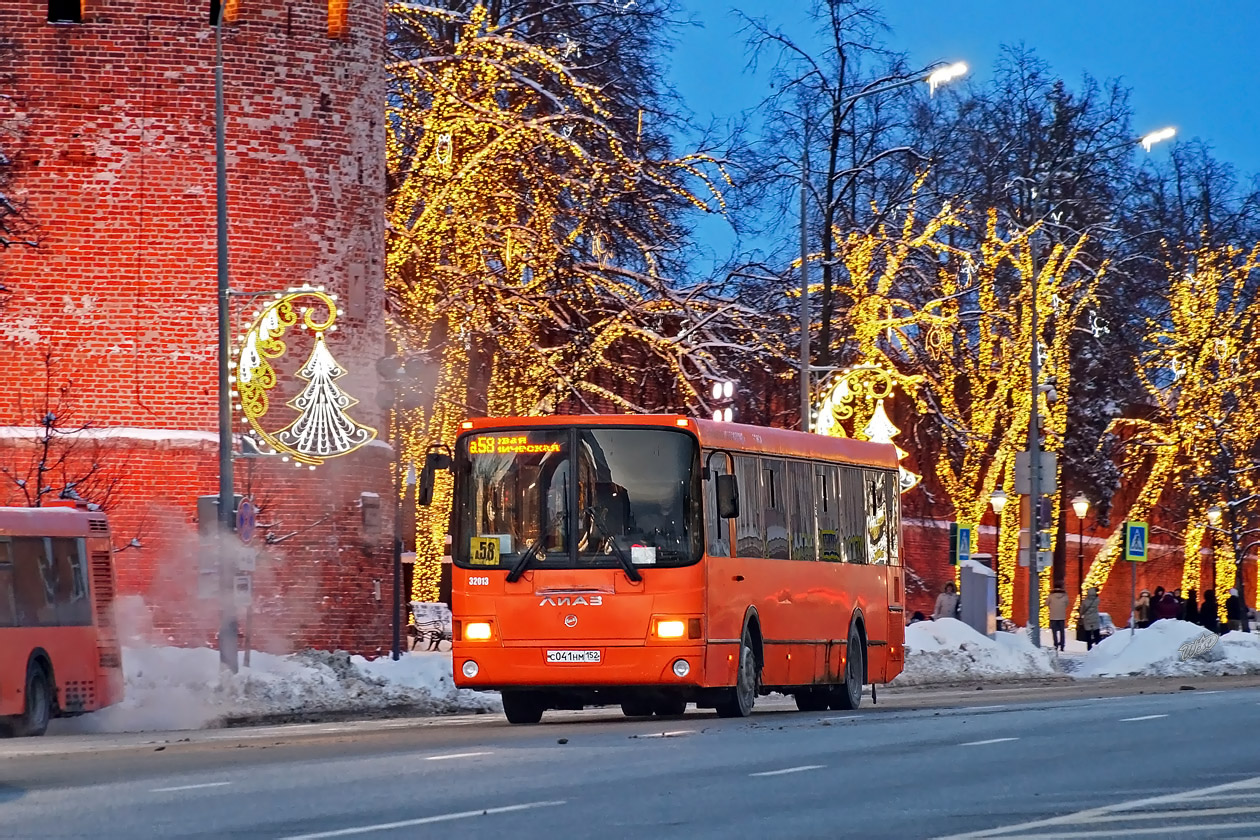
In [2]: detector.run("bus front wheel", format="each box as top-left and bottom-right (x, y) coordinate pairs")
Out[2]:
(501, 691), (544, 725)
(715, 630), (759, 718)
(7, 663), (53, 737)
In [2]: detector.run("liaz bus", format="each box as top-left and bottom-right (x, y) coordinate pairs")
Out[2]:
(420, 414), (905, 724)
(0, 503), (124, 736)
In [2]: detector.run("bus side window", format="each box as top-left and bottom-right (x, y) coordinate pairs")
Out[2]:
(703, 451), (732, 557)
(787, 460), (816, 561)
(49, 537), (92, 625)
(762, 458), (789, 560)
(865, 470), (891, 565)
(11, 537), (52, 626)
(733, 455), (763, 558)
(817, 465), (841, 561)
(0, 538), (14, 627)
(839, 466), (867, 564)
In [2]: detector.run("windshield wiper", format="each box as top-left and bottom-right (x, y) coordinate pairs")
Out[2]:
(505, 535), (547, 583)
(584, 507), (641, 583)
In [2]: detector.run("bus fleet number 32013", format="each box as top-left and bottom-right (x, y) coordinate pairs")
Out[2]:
(546, 650), (601, 663)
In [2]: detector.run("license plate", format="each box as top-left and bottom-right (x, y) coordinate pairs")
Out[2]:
(546, 650), (601, 664)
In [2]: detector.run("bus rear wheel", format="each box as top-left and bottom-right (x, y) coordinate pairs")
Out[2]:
(8, 663), (53, 738)
(501, 691), (544, 725)
(715, 630), (759, 718)
(828, 626), (864, 711)
(794, 688), (829, 712)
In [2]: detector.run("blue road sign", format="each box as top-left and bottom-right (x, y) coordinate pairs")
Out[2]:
(237, 498), (257, 545)
(958, 525), (972, 565)
(1124, 520), (1148, 563)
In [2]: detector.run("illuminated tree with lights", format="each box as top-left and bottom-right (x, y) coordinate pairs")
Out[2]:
(1097, 243), (1260, 621)
(386, 3), (754, 600)
(821, 189), (1105, 617)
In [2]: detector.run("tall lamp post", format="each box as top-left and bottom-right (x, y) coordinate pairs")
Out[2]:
(799, 62), (968, 431)
(1071, 493), (1089, 611)
(989, 487), (1009, 616)
(1208, 504), (1222, 608)
(1022, 126), (1176, 647)
(393, 462), (416, 660)
(213, 5), (238, 673)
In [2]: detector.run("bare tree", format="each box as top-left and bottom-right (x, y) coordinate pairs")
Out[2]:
(0, 37), (37, 255)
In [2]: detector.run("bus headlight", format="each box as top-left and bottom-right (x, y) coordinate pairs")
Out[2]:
(462, 660), (479, 678)
(655, 619), (686, 639)
(464, 621), (493, 641)
(672, 659), (690, 678)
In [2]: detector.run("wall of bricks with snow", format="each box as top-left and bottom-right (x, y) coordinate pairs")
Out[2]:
(0, 1), (397, 654)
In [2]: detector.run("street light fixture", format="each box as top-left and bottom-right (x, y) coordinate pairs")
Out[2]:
(1207, 504), (1223, 526)
(989, 487), (1009, 616)
(1023, 125), (1177, 647)
(1072, 493), (1089, 605)
(799, 61), (969, 432)
(989, 488), (1009, 516)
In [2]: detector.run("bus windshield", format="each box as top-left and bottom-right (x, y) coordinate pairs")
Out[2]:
(455, 426), (702, 570)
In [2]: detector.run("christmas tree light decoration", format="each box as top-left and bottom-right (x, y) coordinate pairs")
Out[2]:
(235, 288), (377, 466)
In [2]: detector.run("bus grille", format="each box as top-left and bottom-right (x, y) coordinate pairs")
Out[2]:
(98, 650), (122, 669)
(88, 518), (109, 533)
(62, 679), (97, 712)
(91, 551), (115, 628)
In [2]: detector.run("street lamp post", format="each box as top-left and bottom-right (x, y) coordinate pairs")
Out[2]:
(1022, 126), (1176, 648)
(798, 62), (968, 431)
(1072, 494), (1089, 634)
(989, 487), (1009, 617)
(393, 462), (416, 660)
(213, 6), (238, 673)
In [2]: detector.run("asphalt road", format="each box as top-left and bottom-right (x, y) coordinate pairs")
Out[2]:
(5, 677), (1260, 839)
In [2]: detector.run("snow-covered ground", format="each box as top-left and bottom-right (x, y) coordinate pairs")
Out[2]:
(1074, 620), (1260, 678)
(892, 618), (1058, 685)
(62, 646), (500, 734)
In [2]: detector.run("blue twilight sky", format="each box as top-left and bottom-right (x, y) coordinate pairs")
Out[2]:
(668, 0), (1260, 273)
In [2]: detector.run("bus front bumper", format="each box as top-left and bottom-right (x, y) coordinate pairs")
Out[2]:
(453, 643), (708, 690)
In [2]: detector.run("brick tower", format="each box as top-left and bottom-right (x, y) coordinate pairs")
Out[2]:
(0, 1), (396, 654)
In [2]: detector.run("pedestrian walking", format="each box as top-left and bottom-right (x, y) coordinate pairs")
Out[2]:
(1201, 590), (1220, 633)
(1080, 587), (1102, 650)
(1173, 588), (1186, 621)
(1154, 589), (1179, 622)
(1184, 588), (1199, 625)
(1226, 588), (1244, 632)
(1134, 590), (1151, 629)
(933, 582), (960, 621)
(1046, 586), (1069, 651)
(1149, 587), (1166, 623)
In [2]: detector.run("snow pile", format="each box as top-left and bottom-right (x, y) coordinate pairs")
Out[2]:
(892, 618), (1057, 686)
(1074, 620), (1260, 678)
(63, 646), (500, 734)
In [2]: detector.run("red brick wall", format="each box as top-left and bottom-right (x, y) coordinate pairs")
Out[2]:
(0, 1), (395, 654)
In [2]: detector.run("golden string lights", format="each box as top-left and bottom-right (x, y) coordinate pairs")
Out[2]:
(386, 3), (743, 600)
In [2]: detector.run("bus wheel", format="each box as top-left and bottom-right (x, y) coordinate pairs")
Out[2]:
(652, 695), (687, 717)
(715, 631), (759, 718)
(501, 691), (544, 725)
(11, 663), (53, 737)
(829, 626), (864, 711)
(794, 688), (828, 712)
(620, 700), (654, 718)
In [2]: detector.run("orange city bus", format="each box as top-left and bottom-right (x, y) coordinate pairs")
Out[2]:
(422, 414), (905, 724)
(0, 503), (124, 736)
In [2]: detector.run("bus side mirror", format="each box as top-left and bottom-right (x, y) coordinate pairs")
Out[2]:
(716, 473), (739, 519)
(418, 452), (452, 507)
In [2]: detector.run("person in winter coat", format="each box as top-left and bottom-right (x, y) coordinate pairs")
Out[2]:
(1154, 589), (1179, 622)
(1226, 588), (1244, 632)
(1149, 587), (1166, 623)
(1134, 590), (1151, 628)
(1184, 588), (1199, 625)
(1046, 587), (1069, 651)
(1201, 590), (1220, 633)
(934, 582), (960, 621)
(1079, 587), (1102, 650)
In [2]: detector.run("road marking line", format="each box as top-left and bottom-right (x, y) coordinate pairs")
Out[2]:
(1086, 805), (1260, 822)
(822, 716), (859, 722)
(278, 800), (568, 839)
(151, 782), (231, 793)
(1120, 714), (1168, 722)
(966, 705), (1010, 711)
(959, 738), (1019, 746)
(635, 730), (694, 738)
(933, 774), (1260, 839)
(750, 764), (824, 777)
(978, 821), (1260, 838)
(425, 751), (492, 761)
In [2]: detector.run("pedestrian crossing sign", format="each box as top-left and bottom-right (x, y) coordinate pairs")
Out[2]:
(1124, 521), (1148, 562)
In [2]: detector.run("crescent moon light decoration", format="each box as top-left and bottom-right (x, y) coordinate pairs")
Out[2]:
(230, 285), (377, 468)
(815, 365), (921, 495)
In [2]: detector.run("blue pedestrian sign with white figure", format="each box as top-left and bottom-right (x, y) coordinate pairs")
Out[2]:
(1124, 520), (1148, 563)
